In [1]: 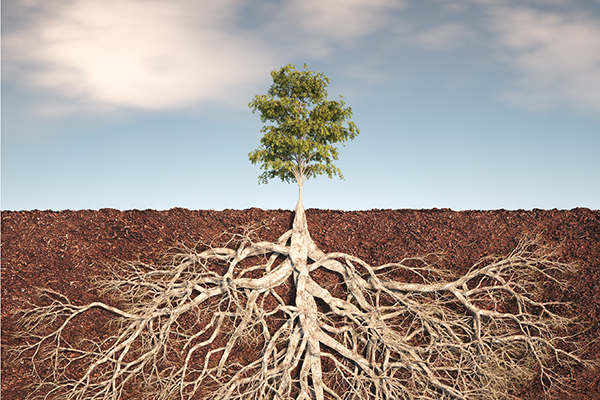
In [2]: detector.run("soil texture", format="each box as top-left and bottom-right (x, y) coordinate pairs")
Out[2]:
(2, 207), (599, 399)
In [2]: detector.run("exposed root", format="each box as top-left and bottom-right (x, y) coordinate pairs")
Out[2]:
(7, 205), (596, 400)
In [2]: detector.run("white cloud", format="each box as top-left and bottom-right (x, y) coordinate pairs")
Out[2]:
(3, 0), (409, 114)
(487, 7), (600, 112)
(3, 0), (277, 112)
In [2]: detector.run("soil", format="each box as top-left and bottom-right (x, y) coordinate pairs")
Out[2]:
(2, 207), (599, 399)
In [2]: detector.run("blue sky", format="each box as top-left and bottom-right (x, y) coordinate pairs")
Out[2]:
(2, 0), (599, 211)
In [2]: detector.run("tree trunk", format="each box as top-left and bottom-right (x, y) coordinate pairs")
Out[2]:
(289, 183), (325, 399)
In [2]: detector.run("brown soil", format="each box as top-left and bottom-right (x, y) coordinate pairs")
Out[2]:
(2, 207), (599, 399)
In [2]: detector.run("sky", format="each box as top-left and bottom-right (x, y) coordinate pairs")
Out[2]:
(2, 0), (599, 212)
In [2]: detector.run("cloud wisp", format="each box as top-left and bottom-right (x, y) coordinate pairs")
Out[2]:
(487, 6), (600, 113)
(397, 22), (475, 50)
(278, 0), (406, 56)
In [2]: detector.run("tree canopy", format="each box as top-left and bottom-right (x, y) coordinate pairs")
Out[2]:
(248, 64), (359, 188)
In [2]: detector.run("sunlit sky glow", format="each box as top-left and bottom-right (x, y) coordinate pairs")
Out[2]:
(2, 0), (599, 211)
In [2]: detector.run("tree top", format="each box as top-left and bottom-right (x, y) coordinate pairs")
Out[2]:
(248, 64), (359, 189)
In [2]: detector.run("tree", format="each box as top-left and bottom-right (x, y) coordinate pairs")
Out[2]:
(248, 63), (359, 207)
(7, 66), (596, 400)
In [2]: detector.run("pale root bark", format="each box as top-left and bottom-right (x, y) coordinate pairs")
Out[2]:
(8, 194), (597, 400)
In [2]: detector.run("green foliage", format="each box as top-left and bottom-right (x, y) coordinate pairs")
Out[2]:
(248, 64), (359, 186)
